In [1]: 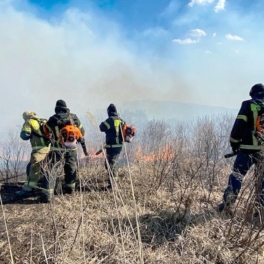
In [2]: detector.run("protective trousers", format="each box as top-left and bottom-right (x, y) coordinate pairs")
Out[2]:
(105, 147), (122, 180)
(223, 150), (264, 206)
(23, 146), (50, 191)
(41, 149), (78, 201)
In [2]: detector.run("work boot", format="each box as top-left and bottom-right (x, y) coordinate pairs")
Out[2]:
(37, 195), (52, 204)
(217, 203), (230, 213)
(15, 189), (34, 199)
(38, 189), (54, 203)
(64, 183), (76, 194)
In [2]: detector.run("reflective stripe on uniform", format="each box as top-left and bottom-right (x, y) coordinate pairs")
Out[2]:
(237, 115), (247, 122)
(240, 144), (263, 150)
(24, 180), (38, 188)
(103, 121), (111, 129)
(32, 146), (47, 150)
(114, 119), (121, 144)
(65, 183), (76, 188)
(105, 144), (123, 148)
(230, 137), (240, 143)
(42, 188), (54, 195)
(55, 126), (60, 138)
(50, 146), (77, 151)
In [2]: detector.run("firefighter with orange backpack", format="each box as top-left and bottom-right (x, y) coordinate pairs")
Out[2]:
(99, 104), (135, 186)
(219, 83), (264, 212)
(40, 100), (87, 203)
(16, 111), (51, 199)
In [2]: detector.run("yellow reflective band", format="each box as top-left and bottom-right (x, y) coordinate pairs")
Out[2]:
(240, 145), (264, 150)
(114, 120), (121, 144)
(251, 103), (261, 112)
(32, 146), (46, 150)
(237, 115), (247, 122)
(103, 121), (110, 129)
(24, 181), (38, 187)
(23, 127), (31, 133)
(105, 144), (123, 148)
(79, 124), (83, 129)
(42, 189), (54, 195)
(252, 132), (259, 146)
(230, 137), (240, 143)
(55, 126), (60, 138)
(240, 144), (262, 150)
(114, 120), (121, 127)
(65, 183), (75, 188)
(50, 146), (77, 151)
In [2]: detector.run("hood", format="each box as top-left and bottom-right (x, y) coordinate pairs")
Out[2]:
(107, 103), (118, 117)
(22, 111), (39, 121)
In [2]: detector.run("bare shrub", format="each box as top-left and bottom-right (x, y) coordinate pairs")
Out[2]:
(0, 130), (29, 182)
(2, 113), (264, 263)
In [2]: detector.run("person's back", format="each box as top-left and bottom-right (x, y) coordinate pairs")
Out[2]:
(40, 100), (85, 202)
(99, 104), (125, 184)
(46, 100), (84, 148)
(230, 90), (264, 153)
(218, 83), (264, 212)
(21, 111), (50, 149)
(16, 111), (50, 199)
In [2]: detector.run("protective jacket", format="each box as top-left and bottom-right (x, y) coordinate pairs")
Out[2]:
(45, 106), (84, 149)
(230, 97), (264, 151)
(20, 112), (50, 150)
(99, 113), (125, 148)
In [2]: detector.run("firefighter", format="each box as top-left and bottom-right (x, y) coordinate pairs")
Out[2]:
(99, 104), (126, 185)
(16, 111), (50, 199)
(218, 83), (264, 212)
(40, 100), (85, 203)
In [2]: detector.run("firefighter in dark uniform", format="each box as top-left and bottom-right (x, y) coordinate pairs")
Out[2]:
(99, 104), (126, 184)
(218, 83), (264, 212)
(41, 100), (85, 202)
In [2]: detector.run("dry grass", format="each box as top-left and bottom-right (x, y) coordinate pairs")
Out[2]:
(1, 160), (264, 264)
(1, 115), (264, 263)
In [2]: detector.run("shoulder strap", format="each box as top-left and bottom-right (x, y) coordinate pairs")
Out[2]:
(31, 119), (50, 139)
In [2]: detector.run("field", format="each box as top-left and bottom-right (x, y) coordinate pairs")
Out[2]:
(1, 115), (264, 264)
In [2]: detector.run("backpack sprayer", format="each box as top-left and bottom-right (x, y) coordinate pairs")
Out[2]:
(95, 124), (136, 155)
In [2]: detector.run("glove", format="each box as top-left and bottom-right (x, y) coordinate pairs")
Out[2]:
(230, 142), (240, 154)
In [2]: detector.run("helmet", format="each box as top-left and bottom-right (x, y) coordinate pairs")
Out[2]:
(249, 83), (264, 97)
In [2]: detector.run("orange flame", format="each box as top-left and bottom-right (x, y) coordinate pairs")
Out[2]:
(135, 145), (174, 162)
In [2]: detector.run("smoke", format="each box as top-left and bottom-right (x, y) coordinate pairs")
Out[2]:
(2, 0), (261, 134)
(0, 1), (191, 131)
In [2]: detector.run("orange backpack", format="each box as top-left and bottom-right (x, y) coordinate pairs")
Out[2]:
(256, 115), (264, 134)
(122, 124), (136, 143)
(59, 125), (83, 147)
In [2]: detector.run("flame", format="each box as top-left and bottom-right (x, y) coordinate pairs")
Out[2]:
(135, 145), (174, 162)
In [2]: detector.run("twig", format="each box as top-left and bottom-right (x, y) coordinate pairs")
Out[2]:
(0, 192), (14, 264)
